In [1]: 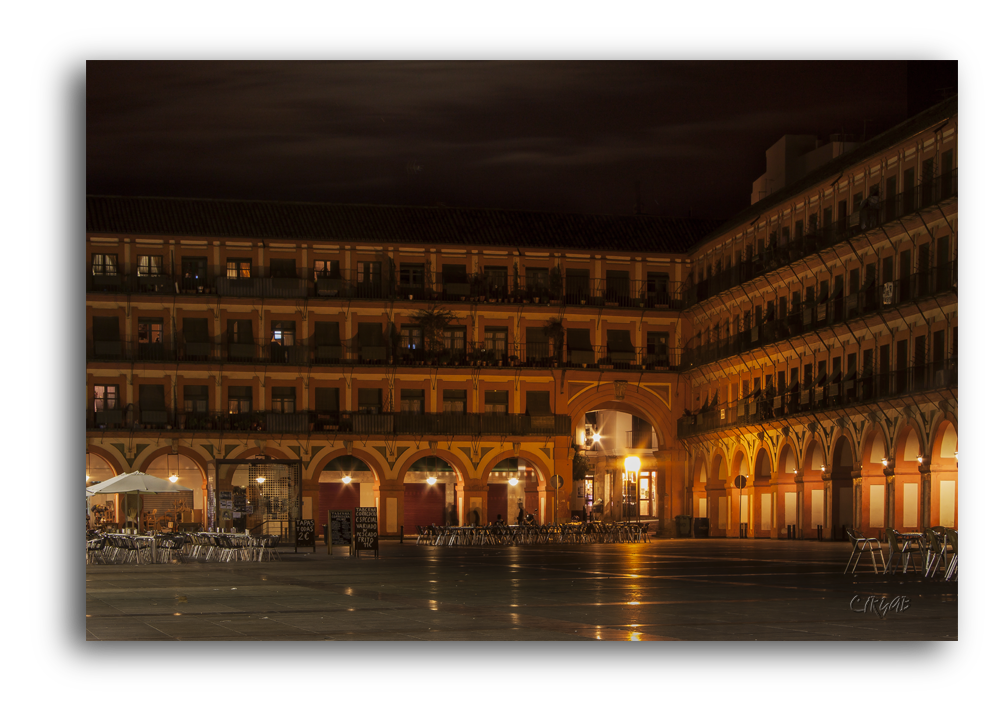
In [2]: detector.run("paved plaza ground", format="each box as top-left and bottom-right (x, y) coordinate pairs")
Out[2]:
(85, 539), (957, 641)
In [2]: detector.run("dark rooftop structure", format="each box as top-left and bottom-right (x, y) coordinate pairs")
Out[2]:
(690, 94), (958, 251)
(86, 195), (722, 255)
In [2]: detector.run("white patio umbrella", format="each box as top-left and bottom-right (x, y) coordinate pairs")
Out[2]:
(87, 471), (192, 558)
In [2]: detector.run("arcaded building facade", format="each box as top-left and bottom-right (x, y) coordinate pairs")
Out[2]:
(85, 96), (957, 540)
(679, 96), (958, 538)
(86, 195), (717, 536)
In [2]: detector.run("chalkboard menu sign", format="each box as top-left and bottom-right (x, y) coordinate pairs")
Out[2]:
(354, 506), (378, 557)
(327, 510), (352, 546)
(295, 519), (315, 550)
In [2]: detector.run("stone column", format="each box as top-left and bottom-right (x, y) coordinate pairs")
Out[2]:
(456, 482), (488, 527)
(374, 482), (405, 537)
(920, 462), (932, 531)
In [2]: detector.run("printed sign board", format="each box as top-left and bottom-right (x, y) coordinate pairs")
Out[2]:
(354, 506), (379, 557)
(327, 510), (352, 546)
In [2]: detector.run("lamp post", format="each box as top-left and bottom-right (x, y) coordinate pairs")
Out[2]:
(624, 456), (641, 525)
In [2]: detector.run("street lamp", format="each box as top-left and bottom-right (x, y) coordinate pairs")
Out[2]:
(624, 456), (641, 524)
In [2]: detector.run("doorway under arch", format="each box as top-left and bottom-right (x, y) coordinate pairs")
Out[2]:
(316, 455), (376, 533)
(403, 456), (456, 529)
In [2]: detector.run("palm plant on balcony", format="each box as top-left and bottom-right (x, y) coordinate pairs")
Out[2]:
(543, 318), (564, 365)
(413, 305), (458, 364)
(549, 265), (563, 302)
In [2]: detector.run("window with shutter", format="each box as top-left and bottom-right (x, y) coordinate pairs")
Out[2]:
(183, 318), (209, 343)
(91, 253), (119, 276)
(400, 389), (425, 414)
(315, 388), (340, 414)
(184, 385), (208, 413)
(93, 385), (118, 412)
(139, 384), (167, 424)
(272, 386), (296, 413)
(313, 260), (341, 280)
(443, 389), (466, 414)
(485, 390), (508, 414)
(137, 255), (163, 277)
(566, 268), (589, 299)
(314, 322), (340, 345)
(566, 328), (594, 364)
(227, 259), (251, 279)
(525, 391), (551, 415)
(228, 386), (253, 414)
(358, 388), (383, 414)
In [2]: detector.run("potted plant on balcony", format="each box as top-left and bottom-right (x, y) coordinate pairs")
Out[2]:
(543, 318), (564, 367)
(548, 265), (563, 304)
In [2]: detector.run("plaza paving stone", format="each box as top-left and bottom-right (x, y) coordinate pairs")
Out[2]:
(85, 539), (957, 641)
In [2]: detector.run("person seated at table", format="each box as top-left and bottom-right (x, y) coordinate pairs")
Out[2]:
(525, 512), (536, 525)
(495, 513), (505, 525)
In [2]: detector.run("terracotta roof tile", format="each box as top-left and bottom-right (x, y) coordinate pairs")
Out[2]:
(86, 195), (722, 254)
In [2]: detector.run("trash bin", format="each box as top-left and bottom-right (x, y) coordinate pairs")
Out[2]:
(674, 514), (692, 537)
(693, 517), (710, 538)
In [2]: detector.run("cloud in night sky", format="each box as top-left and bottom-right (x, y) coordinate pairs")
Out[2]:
(87, 60), (910, 218)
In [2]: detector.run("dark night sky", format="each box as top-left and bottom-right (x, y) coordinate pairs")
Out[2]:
(86, 60), (913, 220)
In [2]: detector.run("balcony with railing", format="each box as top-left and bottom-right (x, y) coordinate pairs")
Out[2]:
(683, 169), (958, 308)
(86, 408), (572, 437)
(676, 359), (957, 440)
(86, 332), (684, 372)
(680, 260), (957, 371)
(87, 263), (687, 310)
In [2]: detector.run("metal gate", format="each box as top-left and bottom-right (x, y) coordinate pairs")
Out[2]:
(214, 457), (302, 544)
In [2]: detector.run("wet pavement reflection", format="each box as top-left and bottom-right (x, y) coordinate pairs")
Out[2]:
(86, 540), (957, 641)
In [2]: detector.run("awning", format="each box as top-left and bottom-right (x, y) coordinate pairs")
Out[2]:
(183, 317), (210, 342)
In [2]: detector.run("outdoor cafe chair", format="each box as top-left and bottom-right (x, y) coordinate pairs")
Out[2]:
(86, 537), (106, 565)
(844, 527), (885, 574)
(884, 529), (923, 575)
(943, 528), (958, 581)
(923, 528), (949, 578)
(259, 534), (281, 561)
(640, 523), (650, 543)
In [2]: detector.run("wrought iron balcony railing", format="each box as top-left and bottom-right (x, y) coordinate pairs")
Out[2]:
(680, 260), (956, 371)
(87, 264), (686, 310)
(86, 333), (683, 372)
(676, 360), (957, 440)
(683, 170), (958, 308)
(86, 408), (572, 437)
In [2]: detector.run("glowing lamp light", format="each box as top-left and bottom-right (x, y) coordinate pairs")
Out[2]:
(624, 456), (641, 473)
(256, 476), (266, 484)
(168, 475), (179, 483)
(426, 476), (438, 485)
(592, 433), (601, 442)
(821, 465), (827, 473)
(341, 475), (352, 484)
(916, 455), (924, 464)
(508, 477), (519, 487)
(881, 457), (889, 467)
